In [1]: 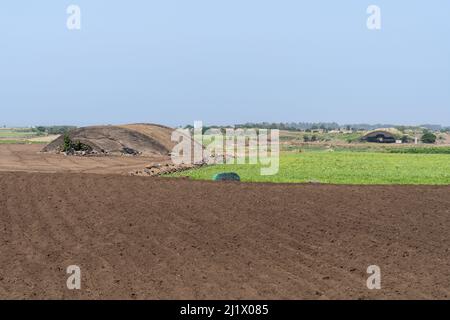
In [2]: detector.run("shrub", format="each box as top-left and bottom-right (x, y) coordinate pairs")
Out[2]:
(73, 140), (91, 152)
(62, 134), (91, 152)
(421, 132), (437, 144)
(63, 134), (72, 152)
(401, 135), (409, 143)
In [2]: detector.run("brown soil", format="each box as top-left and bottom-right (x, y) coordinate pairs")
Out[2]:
(119, 123), (178, 152)
(0, 144), (171, 174)
(0, 170), (449, 299)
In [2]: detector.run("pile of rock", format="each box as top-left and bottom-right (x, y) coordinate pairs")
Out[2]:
(129, 152), (237, 177)
(62, 149), (102, 157)
(130, 162), (205, 177)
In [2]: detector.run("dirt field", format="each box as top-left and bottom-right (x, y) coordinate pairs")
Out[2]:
(0, 144), (170, 174)
(0, 170), (449, 299)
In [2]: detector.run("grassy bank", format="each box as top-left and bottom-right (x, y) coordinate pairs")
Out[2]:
(169, 152), (450, 185)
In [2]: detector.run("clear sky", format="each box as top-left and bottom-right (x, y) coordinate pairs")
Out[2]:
(1, 1), (449, 127)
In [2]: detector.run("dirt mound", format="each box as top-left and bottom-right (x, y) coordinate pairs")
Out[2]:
(119, 123), (177, 151)
(42, 124), (178, 156)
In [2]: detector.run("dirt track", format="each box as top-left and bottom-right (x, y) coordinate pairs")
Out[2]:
(0, 144), (170, 174)
(1, 171), (449, 299)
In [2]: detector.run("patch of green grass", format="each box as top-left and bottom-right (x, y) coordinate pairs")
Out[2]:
(388, 147), (450, 154)
(0, 129), (39, 139)
(168, 152), (450, 185)
(0, 140), (45, 144)
(282, 143), (450, 154)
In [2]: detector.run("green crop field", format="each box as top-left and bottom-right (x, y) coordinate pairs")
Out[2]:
(0, 140), (44, 144)
(0, 128), (49, 144)
(0, 129), (39, 139)
(169, 152), (450, 185)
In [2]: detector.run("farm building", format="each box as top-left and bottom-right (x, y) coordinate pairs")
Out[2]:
(362, 128), (402, 143)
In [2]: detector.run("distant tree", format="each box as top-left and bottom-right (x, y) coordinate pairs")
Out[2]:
(396, 126), (406, 133)
(303, 135), (311, 142)
(421, 132), (437, 144)
(401, 135), (410, 143)
(311, 135), (318, 142)
(44, 126), (77, 135)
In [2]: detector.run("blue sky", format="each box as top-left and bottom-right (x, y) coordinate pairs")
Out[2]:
(1, 1), (449, 127)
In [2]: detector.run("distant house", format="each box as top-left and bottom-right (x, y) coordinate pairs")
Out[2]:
(361, 128), (402, 143)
